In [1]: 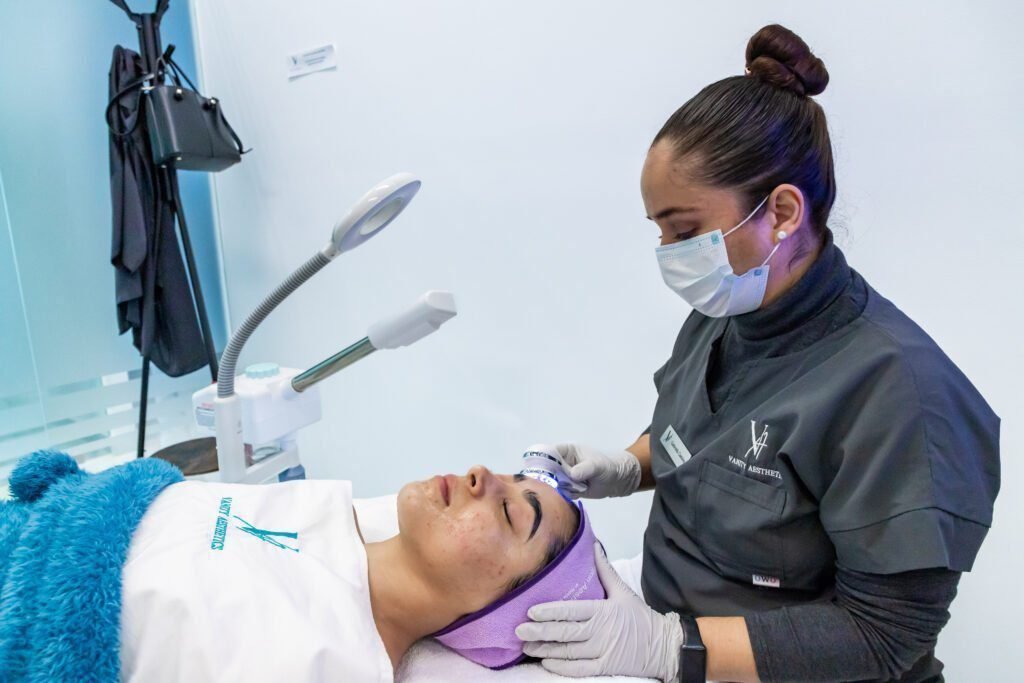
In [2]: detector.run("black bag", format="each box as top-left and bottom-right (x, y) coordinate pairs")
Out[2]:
(106, 45), (249, 172)
(146, 47), (249, 171)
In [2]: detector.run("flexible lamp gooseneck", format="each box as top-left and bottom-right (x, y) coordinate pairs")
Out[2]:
(211, 173), (457, 482)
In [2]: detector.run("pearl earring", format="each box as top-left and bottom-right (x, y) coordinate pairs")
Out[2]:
(777, 230), (788, 241)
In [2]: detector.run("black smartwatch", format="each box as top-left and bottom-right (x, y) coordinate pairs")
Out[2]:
(677, 614), (707, 683)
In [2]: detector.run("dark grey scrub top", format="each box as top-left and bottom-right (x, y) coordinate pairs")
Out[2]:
(641, 285), (1001, 617)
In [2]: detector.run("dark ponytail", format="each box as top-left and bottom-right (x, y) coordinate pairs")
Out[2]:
(653, 24), (836, 244)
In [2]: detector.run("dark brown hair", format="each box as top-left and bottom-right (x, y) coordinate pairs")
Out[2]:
(652, 24), (835, 247)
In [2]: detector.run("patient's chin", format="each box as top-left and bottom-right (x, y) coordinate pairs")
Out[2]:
(395, 480), (433, 533)
(395, 483), (416, 518)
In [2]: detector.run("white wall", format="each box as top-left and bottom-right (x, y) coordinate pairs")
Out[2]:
(192, 1), (1022, 677)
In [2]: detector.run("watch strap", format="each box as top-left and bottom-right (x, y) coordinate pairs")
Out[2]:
(677, 614), (707, 683)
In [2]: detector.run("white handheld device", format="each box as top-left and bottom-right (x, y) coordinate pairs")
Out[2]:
(520, 443), (588, 496)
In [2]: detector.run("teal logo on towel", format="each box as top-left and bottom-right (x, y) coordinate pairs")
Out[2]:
(232, 514), (299, 553)
(210, 496), (233, 550)
(209, 496), (299, 552)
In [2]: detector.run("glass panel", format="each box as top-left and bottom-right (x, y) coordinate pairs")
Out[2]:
(0, 1), (226, 491)
(0, 170), (46, 488)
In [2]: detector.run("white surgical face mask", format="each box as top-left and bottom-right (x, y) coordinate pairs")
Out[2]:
(655, 195), (783, 317)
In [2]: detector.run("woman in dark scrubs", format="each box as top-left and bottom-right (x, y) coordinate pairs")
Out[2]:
(516, 24), (1000, 683)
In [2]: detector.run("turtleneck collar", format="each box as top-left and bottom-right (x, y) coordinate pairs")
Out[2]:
(732, 229), (851, 342)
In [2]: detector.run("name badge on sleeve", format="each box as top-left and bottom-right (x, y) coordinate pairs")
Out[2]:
(660, 425), (692, 467)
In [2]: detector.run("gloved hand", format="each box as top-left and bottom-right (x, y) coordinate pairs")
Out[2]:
(515, 543), (684, 681)
(556, 443), (641, 499)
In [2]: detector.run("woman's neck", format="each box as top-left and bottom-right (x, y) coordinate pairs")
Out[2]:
(760, 232), (824, 308)
(363, 536), (460, 669)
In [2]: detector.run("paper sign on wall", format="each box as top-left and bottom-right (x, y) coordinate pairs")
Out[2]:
(287, 44), (337, 80)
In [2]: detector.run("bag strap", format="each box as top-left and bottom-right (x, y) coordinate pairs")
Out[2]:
(160, 46), (199, 92)
(217, 111), (252, 156)
(105, 71), (154, 137)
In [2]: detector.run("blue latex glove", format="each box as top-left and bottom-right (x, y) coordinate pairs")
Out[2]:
(515, 543), (684, 681)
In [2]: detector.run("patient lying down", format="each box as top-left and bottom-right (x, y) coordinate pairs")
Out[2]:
(120, 465), (603, 682)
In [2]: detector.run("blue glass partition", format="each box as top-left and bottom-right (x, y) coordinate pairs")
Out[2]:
(0, 0), (226, 489)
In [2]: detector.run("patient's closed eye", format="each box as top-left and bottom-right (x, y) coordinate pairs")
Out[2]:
(506, 475), (543, 542)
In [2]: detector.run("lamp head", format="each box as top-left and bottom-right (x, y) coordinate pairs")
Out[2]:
(323, 172), (421, 259)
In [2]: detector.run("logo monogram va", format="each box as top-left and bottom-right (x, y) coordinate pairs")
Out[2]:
(743, 420), (769, 462)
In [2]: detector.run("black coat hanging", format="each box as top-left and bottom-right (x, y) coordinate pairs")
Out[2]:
(108, 43), (209, 378)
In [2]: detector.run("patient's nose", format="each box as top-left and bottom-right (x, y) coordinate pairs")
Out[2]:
(466, 465), (495, 499)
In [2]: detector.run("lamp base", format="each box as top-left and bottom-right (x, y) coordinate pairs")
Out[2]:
(152, 437), (302, 484)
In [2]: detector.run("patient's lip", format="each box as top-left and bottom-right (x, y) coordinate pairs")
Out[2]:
(436, 475), (450, 506)
(444, 474), (457, 506)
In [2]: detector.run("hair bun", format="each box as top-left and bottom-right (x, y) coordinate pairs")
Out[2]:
(745, 24), (829, 97)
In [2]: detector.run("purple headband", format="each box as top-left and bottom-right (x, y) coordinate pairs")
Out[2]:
(432, 501), (604, 669)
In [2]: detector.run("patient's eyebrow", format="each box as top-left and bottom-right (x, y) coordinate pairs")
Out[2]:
(524, 491), (542, 541)
(511, 474), (543, 541)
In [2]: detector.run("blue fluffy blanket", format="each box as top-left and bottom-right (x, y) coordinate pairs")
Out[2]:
(0, 451), (183, 682)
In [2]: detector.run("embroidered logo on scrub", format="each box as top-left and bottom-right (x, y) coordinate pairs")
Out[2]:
(660, 425), (693, 467)
(743, 421), (770, 461)
(210, 496), (299, 552)
(728, 421), (783, 481)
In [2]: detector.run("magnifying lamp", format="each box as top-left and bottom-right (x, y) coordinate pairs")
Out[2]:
(324, 172), (421, 257)
(207, 172), (455, 483)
